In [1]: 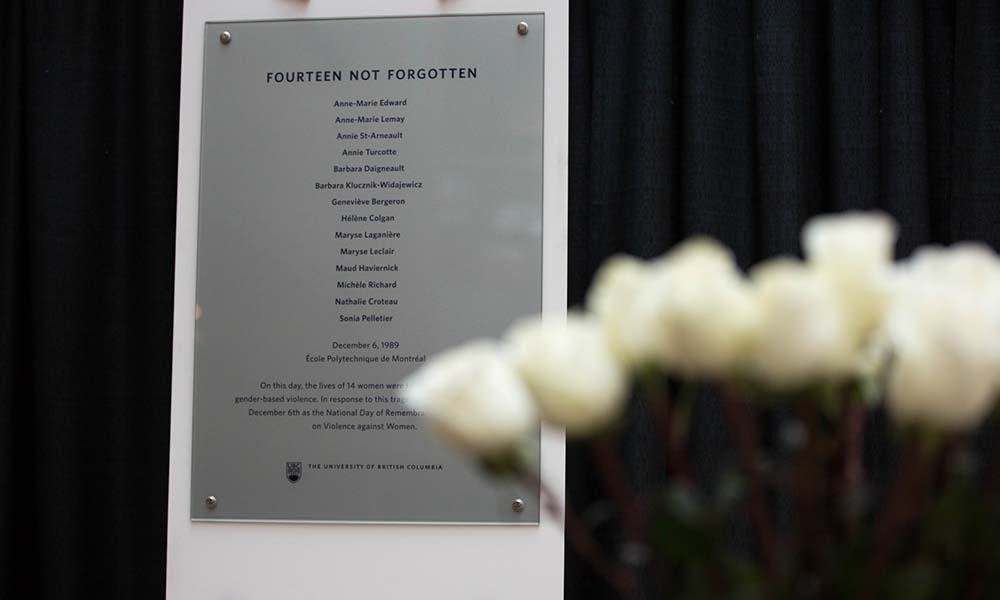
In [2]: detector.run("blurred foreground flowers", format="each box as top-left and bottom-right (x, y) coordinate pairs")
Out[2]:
(402, 212), (1000, 598)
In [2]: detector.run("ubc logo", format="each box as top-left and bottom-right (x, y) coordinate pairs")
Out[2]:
(286, 461), (302, 483)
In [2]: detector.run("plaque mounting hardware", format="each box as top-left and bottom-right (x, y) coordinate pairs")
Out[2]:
(205, 495), (219, 509)
(219, 31), (232, 45)
(512, 499), (526, 513)
(517, 22), (529, 36)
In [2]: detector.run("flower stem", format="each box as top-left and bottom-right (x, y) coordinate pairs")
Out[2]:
(986, 415), (1000, 501)
(643, 376), (695, 483)
(790, 397), (835, 585)
(591, 436), (646, 541)
(860, 432), (939, 598)
(523, 469), (637, 596)
(721, 387), (780, 583)
(840, 398), (866, 536)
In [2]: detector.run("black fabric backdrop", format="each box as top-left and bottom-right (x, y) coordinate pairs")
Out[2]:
(2, 1), (1000, 598)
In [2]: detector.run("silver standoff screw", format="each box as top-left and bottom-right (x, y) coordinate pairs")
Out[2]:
(219, 31), (232, 45)
(205, 495), (218, 509)
(516, 22), (529, 36)
(512, 498), (525, 513)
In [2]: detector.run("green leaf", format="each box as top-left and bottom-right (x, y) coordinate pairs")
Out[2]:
(886, 561), (941, 600)
(713, 470), (746, 514)
(652, 485), (715, 563)
(721, 554), (768, 600)
(665, 483), (704, 525)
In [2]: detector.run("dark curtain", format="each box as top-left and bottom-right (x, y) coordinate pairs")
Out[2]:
(1, 1), (182, 598)
(567, 1), (1000, 599)
(2, 1), (1000, 599)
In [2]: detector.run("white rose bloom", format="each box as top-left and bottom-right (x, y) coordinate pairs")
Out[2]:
(507, 314), (628, 436)
(401, 340), (537, 456)
(586, 255), (660, 367)
(803, 211), (897, 275)
(648, 238), (758, 379)
(802, 211), (898, 343)
(748, 258), (856, 390)
(907, 243), (1000, 303)
(884, 247), (1000, 431)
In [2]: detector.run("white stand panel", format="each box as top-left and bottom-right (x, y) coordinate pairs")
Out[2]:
(166, 1), (567, 598)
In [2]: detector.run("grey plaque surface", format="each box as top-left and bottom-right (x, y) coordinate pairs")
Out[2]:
(191, 14), (543, 523)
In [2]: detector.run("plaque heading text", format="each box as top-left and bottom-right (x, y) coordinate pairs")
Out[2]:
(265, 67), (479, 84)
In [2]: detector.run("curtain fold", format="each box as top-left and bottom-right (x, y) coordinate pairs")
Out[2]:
(566, 1), (1000, 598)
(1, 1), (25, 595)
(1, 2), (181, 597)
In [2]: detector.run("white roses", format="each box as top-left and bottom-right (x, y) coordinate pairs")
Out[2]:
(586, 255), (660, 367)
(747, 258), (856, 389)
(403, 212), (1000, 456)
(402, 316), (629, 455)
(508, 314), (628, 436)
(747, 212), (898, 389)
(588, 239), (757, 379)
(401, 341), (537, 455)
(883, 245), (1000, 431)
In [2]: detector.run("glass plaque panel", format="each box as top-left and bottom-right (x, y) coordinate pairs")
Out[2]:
(191, 14), (543, 523)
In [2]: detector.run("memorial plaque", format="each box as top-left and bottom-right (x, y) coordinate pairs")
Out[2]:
(190, 14), (543, 523)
